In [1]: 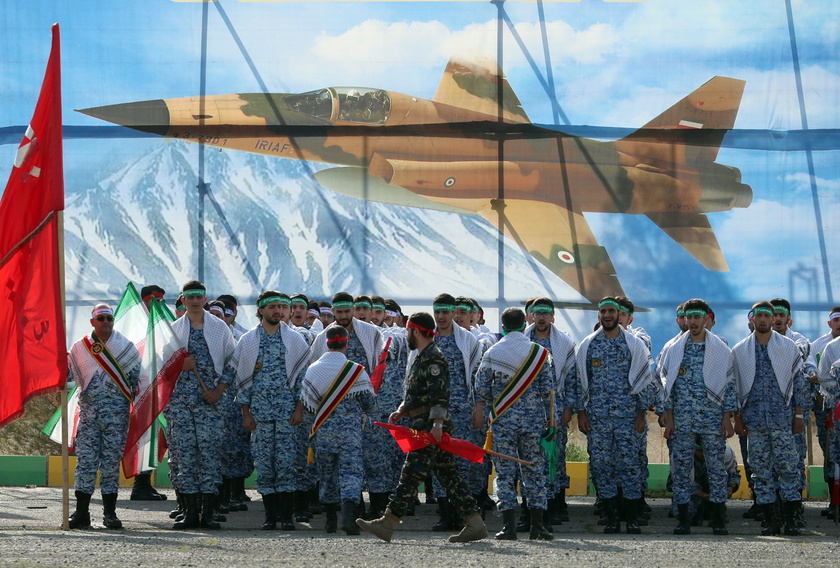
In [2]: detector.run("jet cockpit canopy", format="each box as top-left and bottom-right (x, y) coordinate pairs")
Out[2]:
(285, 87), (391, 125)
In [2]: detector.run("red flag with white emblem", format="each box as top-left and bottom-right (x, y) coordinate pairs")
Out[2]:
(0, 24), (67, 427)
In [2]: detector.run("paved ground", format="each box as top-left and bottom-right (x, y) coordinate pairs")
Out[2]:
(1, 487), (838, 568)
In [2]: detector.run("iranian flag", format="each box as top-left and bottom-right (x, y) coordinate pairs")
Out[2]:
(42, 282), (150, 448)
(122, 298), (187, 477)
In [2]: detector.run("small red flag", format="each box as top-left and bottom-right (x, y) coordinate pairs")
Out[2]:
(370, 336), (392, 393)
(0, 24), (67, 428)
(374, 422), (486, 463)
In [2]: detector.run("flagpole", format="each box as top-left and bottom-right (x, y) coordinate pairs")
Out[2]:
(58, 209), (69, 531)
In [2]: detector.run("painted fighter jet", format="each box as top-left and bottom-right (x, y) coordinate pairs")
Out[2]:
(79, 58), (751, 303)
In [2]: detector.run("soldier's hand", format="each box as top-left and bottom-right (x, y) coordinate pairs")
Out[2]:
(634, 413), (646, 434)
(431, 424), (443, 443)
(201, 386), (223, 405)
(181, 355), (197, 371)
(561, 407), (573, 427)
(577, 411), (590, 434)
(792, 415), (804, 434)
(290, 406), (303, 426)
(471, 408), (484, 429)
(242, 414), (256, 431)
(733, 415), (747, 436)
(388, 410), (403, 424)
(663, 422), (674, 440)
(721, 417), (735, 439)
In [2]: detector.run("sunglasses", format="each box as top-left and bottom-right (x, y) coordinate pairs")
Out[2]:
(95, 315), (114, 322)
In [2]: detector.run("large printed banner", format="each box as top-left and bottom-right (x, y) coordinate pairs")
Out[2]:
(1, 1), (838, 349)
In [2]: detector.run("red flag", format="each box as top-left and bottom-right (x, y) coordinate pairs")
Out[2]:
(374, 422), (486, 463)
(0, 24), (67, 428)
(370, 336), (392, 393)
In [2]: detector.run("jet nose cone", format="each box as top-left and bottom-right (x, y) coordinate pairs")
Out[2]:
(77, 100), (170, 136)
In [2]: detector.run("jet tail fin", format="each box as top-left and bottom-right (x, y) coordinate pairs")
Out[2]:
(615, 76), (746, 164)
(646, 212), (729, 271)
(433, 57), (530, 124)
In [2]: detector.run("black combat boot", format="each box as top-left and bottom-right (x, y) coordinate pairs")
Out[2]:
(68, 490), (92, 529)
(169, 490), (185, 520)
(516, 496), (530, 533)
(782, 500), (802, 536)
(130, 472), (167, 501)
(528, 508), (553, 540)
(295, 490), (311, 522)
(342, 501), (361, 535)
(199, 494), (221, 529)
(495, 509), (517, 540)
(172, 494), (200, 530)
(624, 499), (641, 534)
(603, 497), (621, 534)
(432, 497), (452, 531)
(709, 502), (729, 536)
(674, 503), (691, 535)
(279, 492), (296, 530)
(760, 503), (779, 536)
(260, 493), (277, 530)
(323, 502), (338, 533)
(101, 493), (123, 529)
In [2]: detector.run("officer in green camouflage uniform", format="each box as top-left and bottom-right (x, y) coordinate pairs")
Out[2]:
(356, 312), (487, 544)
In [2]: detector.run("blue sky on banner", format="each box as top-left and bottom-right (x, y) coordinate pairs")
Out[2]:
(1, 0), (839, 343)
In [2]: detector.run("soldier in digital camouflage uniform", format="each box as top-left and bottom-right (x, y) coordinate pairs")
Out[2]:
(524, 297), (577, 526)
(659, 298), (735, 536)
(732, 301), (807, 536)
(67, 304), (141, 530)
(235, 291), (310, 531)
(476, 307), (555, 541)
(362, 295), (407, 520)
(168, 281), (237, 530)
(356, 312), (487, 544)
(301, 326), (376, 534)
(576, 297), (655, 535)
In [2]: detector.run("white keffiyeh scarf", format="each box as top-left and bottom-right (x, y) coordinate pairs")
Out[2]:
(69, 330), (140, 393)
(731, 331), (802, 407)
(172, 312), (236, 377)
(300, 351), (373, 412)
(478, 331), (545, 376)
(661, 330), (732, 404)
(524, 323), (575, 391)
(576, 327), (653, 407)
(817, 336), (840, 397)
(234, 322), (311, 391)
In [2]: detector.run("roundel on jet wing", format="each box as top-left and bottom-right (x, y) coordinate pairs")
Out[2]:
(557, 249), (575, 264)
(444, 177), (456, 187)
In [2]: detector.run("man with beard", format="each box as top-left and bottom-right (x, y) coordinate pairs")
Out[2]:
(575, 297), (655, 534)
(234, 291), (310, 531)
(356, 313), (487, 544)
(524, 297), (577, 526)
(660, 298), (735, 535)
(731, 301), (806, 535)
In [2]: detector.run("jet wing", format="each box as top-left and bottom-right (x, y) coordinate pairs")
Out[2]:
(473, 199), (625, 303)
(646, 212), (728, 271)
(433, 56), (530, 124)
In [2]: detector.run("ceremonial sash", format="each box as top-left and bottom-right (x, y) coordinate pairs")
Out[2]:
(83, 333), (134, 402)
(488, 343), (548, 424)
(309, 360), (365, 440)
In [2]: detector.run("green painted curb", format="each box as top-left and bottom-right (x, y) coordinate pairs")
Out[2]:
(0, 456), (47, 486)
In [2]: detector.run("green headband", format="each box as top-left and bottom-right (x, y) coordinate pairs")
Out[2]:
(531, 305), (554, 314)
(455, 303), (473, 312)
(354, 301), (372, 309)
(501, 323), (526, 336)
(258, 296), (290, 308)
(684, 309), (708, 317)
(290, 298), (308, 306)
(372, 303), (386, 311)
(773, 306), (790, 315)
(753, 307), (773, 316)
(433, 303), (455, 312)
(617, 305), (631, 314)
(599, 299), (620, 310)
(182, 289), (206, 297)
(332, 301), (353, 310)
(676, 309), (686, 317)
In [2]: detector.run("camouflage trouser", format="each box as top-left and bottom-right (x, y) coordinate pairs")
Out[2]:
(253, 418), (298, 495)
(794, 415), (809, 492)
(387, 444), (479, 519)
(748, 428), (801, 504)
(166, 396), (223, 494)
(587, 415), (643, 500)
(635, 424), (649, 495)
(317, 447), (364, 504)
(219, 391), (254, 479)
(294, 414), (318, 492)
(492, 424), (548, 511)
(362, 416), (403, 493)
(671, 431), (727, 505)
(813, 406), (834, 482)
(74, 407), (129, 495)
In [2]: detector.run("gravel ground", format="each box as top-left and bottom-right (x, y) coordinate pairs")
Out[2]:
(1, 487), (838, 568)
